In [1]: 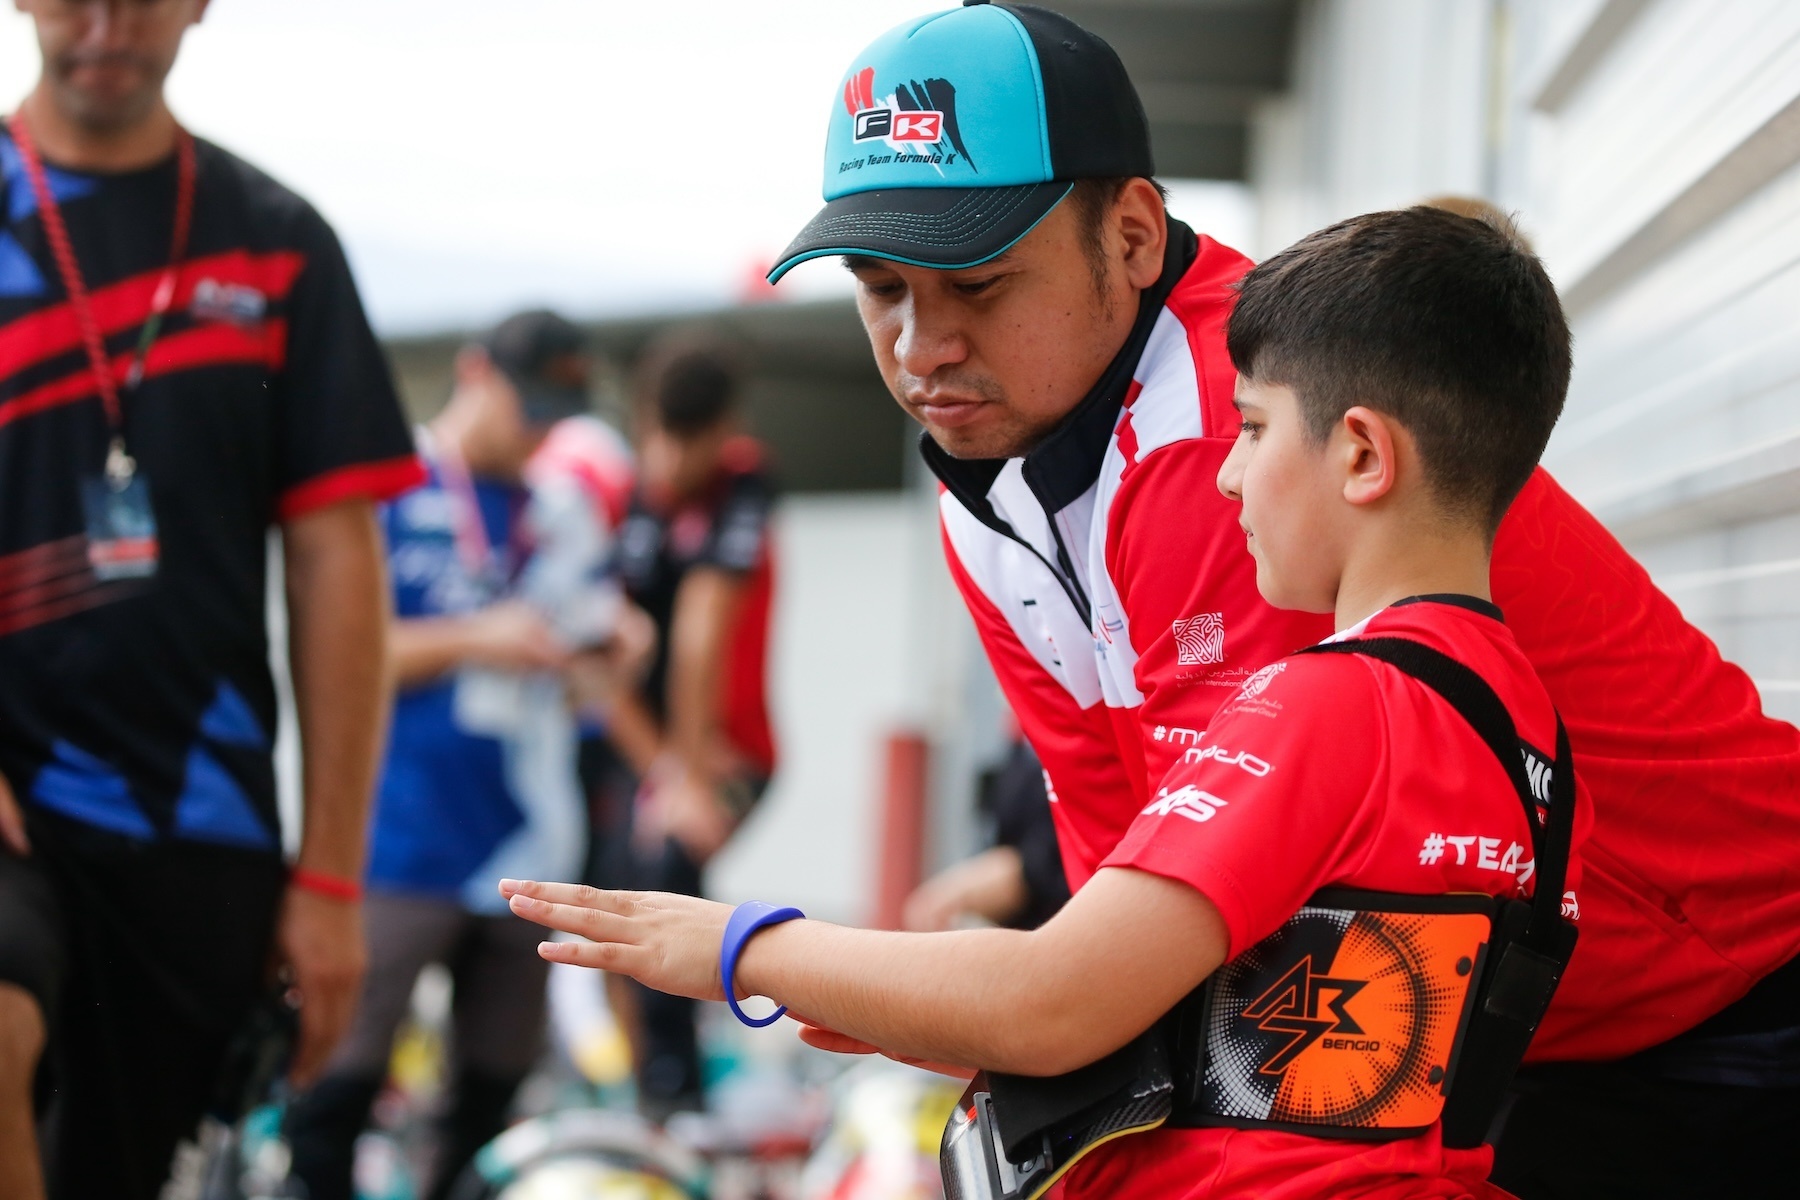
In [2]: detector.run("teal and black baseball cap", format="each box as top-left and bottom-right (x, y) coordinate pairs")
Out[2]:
(767, 0), (1153, 283)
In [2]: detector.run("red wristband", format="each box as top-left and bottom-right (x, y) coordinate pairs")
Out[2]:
(290, 866), (362, 902)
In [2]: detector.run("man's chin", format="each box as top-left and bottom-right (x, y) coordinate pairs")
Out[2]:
(923, 420), (1042, 462)
(54, 75), (159, 133)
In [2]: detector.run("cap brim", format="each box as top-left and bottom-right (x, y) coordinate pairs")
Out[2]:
(516, 381), (591, 425)
(767, 182), (1074, 283)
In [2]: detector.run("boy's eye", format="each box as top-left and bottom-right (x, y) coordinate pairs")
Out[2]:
(1239, 421), (1263, 442)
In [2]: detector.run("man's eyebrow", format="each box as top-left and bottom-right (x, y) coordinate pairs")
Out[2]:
(959, 249), (1016, 272)
(842, 254), (885, 273)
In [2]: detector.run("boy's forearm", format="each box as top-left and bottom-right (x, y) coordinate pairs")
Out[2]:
(737, 869), (1229, 1077)
(739, 921), (1059, 1073)
(504, 867), (1227, 1079)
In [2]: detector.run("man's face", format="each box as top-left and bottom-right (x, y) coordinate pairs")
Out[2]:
(19, 0), (207, 132)
(637, 421), (730, 509)
(488, 386), (555, 482)
(1216, 378), (1344, 614)
(848, 199), (1137, 461)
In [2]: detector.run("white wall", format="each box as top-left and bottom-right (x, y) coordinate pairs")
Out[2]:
(1249, 0), (1800, 722)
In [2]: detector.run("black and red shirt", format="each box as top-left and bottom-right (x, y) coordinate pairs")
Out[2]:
(0, 129), (422, 853)
(615, 436), (776, 777)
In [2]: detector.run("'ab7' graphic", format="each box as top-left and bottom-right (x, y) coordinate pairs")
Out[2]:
(1193, 895), (1494, 1135)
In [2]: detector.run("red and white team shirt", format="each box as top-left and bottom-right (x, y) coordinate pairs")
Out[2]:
(1073, 598), (1590, 1200)
(935, 221), (1800, 1072)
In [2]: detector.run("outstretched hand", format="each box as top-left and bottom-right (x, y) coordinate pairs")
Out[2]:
(500, 879), (735, 1002)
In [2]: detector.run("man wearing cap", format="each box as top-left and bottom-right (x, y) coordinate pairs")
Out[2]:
(763, 3), (1800, 1197)
(285, 311), (627, 1200)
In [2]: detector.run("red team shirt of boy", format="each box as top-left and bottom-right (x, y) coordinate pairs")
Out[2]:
(1084, 598), (1589, 1199)
(936, 232), (1800, 1195)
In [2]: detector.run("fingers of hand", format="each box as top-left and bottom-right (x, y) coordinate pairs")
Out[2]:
(537, 938), (639, 972)
(798, 1025), (880, 1056)
(500, 878), (636, 911)
(507, 892), (633, 944)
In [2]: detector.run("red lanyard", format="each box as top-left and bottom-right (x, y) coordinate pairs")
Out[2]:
(8, 111), (196, 483)
(426, 432), (518, 592)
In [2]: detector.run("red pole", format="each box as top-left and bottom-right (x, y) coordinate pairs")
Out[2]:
(874, 731), (929, 929)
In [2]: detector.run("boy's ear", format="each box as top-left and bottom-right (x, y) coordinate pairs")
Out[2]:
(1338, 405), (1400, 507)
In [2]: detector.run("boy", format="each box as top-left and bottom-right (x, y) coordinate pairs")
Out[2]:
(500, 207), (1588, 1199)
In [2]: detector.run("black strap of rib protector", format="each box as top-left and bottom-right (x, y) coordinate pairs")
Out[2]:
(1300, 637), (1576, 950)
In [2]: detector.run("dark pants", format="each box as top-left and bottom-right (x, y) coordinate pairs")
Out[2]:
(0, 810), (285, 1200)
(579, 737), (737, 1119)
(1493, 1061), (1800, 1199)
(620, 838), (707, 1117)
(285, 892), (551, 1200)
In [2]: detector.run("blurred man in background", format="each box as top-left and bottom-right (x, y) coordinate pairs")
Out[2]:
(582, 336), (777, 1119)
(0, 2), (421, 1197)
(903, 738), (1068, 933)
(285, 311), (633, 1200)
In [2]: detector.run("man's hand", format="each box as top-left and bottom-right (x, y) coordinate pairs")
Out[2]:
(563, 603), (659, 715)
(903, 847), (1029, 932)
(466, 601), (570, 673)
(501, 879), (732, 1001)
(276, 885), (367, 1086)
(0, 774), (26, 856)
(652, 765), (737, 864)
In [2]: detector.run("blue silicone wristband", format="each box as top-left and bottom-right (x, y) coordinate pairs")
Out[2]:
(720, 900), (805, 1028)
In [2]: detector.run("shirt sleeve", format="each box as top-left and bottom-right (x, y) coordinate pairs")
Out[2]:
(698, 470), (773, 575)
(272, 205), (424, 522)
(1105, 435), (1336, 790)
(1102, 653), (1387, 957)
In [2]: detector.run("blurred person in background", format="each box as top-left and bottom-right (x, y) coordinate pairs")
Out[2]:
(903, 738), (1068, 933)
(754, 5), (1800, 1197)
(0, 2), (421, 1197)
(285, 311), (635, 1200)
(581, 335), (777, 1120)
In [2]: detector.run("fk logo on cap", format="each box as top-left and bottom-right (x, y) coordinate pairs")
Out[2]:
(842, 67), (970, 158)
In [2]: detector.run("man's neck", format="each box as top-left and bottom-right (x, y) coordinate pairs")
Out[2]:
(17, 84), (179, 172)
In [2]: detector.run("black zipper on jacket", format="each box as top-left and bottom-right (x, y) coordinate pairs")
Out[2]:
(923, 219), (1201, 630)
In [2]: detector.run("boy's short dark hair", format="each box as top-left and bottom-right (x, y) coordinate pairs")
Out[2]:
(635, 334), (741, 437)
(1227, 206), (1571, 529)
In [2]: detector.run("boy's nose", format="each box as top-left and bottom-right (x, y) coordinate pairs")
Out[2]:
(1217, 433), (1249, 501)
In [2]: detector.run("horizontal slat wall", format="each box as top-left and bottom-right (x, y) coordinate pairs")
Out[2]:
(1510, 0), (1800, 720)
(1252, 0), (1800, 722)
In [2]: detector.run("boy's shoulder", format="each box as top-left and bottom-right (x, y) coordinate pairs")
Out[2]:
(1210, 598), (1545, 735)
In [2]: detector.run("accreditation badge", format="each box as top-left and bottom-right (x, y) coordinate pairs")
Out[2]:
(81, 472), (160, 581)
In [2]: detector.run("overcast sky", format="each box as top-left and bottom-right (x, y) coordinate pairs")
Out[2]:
(1, 1), (1253, 335)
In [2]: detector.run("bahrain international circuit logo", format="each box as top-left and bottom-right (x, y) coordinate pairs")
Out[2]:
(843, 66), (977, 170)
(1172, 612), (1226, 666)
